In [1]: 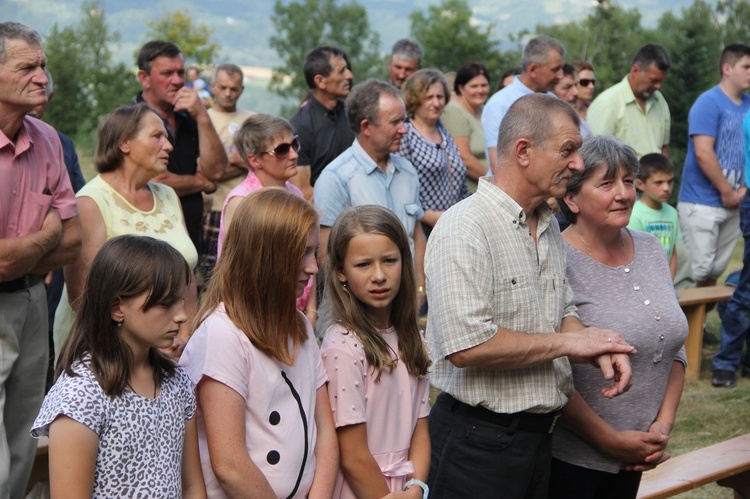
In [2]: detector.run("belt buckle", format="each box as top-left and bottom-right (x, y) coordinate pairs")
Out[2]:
(548, 412), (561, 433)
(23, 275), (32, 289)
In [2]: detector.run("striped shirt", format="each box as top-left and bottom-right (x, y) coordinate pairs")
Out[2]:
(425, 178), (576, 414)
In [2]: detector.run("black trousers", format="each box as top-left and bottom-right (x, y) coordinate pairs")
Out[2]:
(427, 394), (554, 499)
(548, 457), (642, 499)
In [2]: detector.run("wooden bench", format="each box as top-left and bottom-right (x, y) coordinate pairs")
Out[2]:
(677, 285), (735, 381)
(25, 438), (48, 496)
(637, 433), (750, 498)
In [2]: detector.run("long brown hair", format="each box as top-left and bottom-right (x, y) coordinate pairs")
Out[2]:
(325, 205), (430, 380)
(56, 235), (190, 396)
(195, 188), (317, 365)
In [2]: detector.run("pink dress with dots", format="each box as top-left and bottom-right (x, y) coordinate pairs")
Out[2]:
(321, 323), (430, 498)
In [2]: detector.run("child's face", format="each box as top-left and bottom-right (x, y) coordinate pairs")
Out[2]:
(637, 171), (674, 204)
(114, 289), (188, 353)
(337, 233), (402, 330)
(297, 226), (320, 299)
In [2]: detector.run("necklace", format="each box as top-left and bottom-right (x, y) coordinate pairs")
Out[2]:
(573, 225), (626, 258)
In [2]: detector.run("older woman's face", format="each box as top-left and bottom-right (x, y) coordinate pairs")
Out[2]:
(414, 81), (446, 123)
(124, 111), (173, 176)
(570, 163), (636, 229)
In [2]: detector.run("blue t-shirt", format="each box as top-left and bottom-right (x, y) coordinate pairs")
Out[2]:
(744, 111), (750, 187)
(679, 86), (750, 206)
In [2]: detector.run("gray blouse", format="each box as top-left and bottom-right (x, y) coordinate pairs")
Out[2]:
(552, 229), (687, 473)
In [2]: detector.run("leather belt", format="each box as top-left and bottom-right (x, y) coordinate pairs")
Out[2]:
(440, 393), (561, 434)
(0, 274), (43, 293)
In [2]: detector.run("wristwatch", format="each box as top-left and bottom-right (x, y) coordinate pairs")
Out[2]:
(404, 478), (429, 499)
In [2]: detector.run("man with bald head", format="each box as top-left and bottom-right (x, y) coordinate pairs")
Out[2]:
(426, 93), (634, 498)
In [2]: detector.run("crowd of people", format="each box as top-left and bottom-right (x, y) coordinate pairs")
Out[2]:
(2, 17), (750, 499)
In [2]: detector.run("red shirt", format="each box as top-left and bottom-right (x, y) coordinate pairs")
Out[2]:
(0, 116), (77, 239)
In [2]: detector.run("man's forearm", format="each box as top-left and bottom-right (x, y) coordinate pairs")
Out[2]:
(31, 216), (82, 275)
(196, 113), (227, 181)
(152, 171), (214, 197)
(0, 212), (64, 280)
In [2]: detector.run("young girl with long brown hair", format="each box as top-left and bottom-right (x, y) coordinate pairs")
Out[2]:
(181, 188), (337, 498)
(322, 205), (431, 499)
(32, 235), (205, 498)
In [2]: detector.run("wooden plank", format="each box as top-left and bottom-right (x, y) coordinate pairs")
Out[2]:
(677, 285), (734, 307)
(637, 434), (750, 498)
(676, 285), (734, 380)
(681, 303), (705, 381)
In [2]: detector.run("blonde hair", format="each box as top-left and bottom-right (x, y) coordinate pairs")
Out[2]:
(325, 205), (430, 380)
(195, 188), (318, 365)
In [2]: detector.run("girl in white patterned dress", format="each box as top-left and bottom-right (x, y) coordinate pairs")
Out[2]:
(31, 235), (205, 498)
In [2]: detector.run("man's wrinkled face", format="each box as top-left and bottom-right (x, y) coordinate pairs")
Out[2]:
(0, 38), (48, 112)
(140, 55), (186, 108)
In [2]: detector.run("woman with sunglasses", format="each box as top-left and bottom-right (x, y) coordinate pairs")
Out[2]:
(217, 114), (317, 325)
(572, 60), (597, 139)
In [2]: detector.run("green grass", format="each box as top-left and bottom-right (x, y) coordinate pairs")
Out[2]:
(670, 239), (750, 498)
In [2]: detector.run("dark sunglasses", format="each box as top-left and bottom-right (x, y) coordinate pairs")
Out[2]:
(579, 78), (596, 87)
(261, 136), (300, 158)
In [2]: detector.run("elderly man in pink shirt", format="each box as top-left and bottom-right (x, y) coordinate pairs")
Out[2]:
(0, 22), (80, 498)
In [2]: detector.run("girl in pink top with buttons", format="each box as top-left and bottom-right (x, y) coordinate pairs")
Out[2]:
(321, 205), (431, 499)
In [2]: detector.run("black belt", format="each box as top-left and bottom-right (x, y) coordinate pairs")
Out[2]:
(439, 393), (561, 434)
(0, 274), (43, 293)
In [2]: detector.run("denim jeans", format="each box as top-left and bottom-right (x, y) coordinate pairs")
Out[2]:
(713, 191), (750, 372)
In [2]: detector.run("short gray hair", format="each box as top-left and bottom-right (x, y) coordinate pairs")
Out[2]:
(235, 114), (293, 170)
(391, 39), (423, 65)
(558, 135), (640, 224)
(346, 79), (401, 134)
(522, 35), (565, 71)
(212, 63), (244, 84)
(0, 22), (42, 65)
(496, 93), (580, 163)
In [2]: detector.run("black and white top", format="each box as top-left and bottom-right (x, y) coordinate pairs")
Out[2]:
(397, 119), (469, 213)
(32, 357), (196, 498)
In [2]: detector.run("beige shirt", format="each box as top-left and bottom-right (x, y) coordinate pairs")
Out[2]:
(207, 108), (255, 211)
(426, 178), (576, 414)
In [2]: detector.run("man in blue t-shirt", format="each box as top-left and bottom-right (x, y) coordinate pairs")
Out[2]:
(678, 44), (750, 290)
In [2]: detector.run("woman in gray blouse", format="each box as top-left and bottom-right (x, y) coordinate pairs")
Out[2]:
(550, 136), (688, 499)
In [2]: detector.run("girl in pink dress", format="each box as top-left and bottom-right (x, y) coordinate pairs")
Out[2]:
(321, 205), (431, 499)
(181, 189), (338, 498)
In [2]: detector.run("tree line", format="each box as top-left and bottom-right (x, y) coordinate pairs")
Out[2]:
(44, 0), (750, 178)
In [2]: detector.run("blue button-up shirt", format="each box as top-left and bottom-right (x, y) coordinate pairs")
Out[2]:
(315, 139), (424, 249)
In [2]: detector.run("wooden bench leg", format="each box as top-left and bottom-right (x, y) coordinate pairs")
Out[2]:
(718, 470), (750, 499)
(682, 304), (706, 381)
